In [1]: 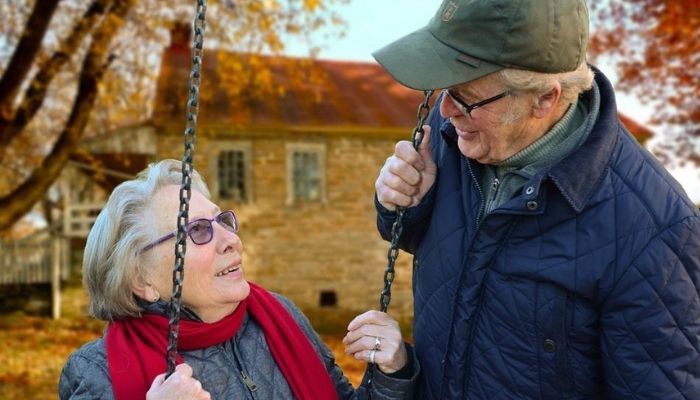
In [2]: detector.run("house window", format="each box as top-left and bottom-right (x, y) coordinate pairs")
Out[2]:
(319, 290), (337, 307)
(218, 150), (246, 200)
(211, 142), (252, 203)
(286, 143), (326, 204)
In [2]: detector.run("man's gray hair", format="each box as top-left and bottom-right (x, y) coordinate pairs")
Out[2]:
(498, 61), (594, 105)
(83, 159), (210, 321)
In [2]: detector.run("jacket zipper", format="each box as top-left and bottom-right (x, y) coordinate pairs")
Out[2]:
(466, 159), (485, 227)
(491, 177), (500, 200)
(231, 343), (258, 396)
(460, 220), (519, 394)
(443, 158), (487, 397)
(462, 268), (491, 392)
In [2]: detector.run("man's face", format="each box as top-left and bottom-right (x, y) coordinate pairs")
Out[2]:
(440, 74), (537, 164)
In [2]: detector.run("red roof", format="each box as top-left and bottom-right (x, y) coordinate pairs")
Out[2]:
(618, 113), (653, 144)
(153, 49), (428, 131)
(153, 29), (653, 143)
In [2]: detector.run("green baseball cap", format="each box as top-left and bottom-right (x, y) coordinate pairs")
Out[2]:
(373, 0), (589, 90)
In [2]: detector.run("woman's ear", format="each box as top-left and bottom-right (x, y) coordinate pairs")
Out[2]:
(132, 282), (160, 303)
(532, 82), (562, 118)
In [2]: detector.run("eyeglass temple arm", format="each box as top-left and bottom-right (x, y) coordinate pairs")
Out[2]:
(141, 232), (176, 253)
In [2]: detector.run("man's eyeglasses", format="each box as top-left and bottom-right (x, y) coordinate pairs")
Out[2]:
(141, 210), (239, 253)
(443, 88), (510, 118)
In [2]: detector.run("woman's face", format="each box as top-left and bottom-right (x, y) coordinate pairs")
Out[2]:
(146, 184), (249, 322)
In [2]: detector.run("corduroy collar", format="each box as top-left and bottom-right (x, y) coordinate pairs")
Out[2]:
(546, 66), (618, 213)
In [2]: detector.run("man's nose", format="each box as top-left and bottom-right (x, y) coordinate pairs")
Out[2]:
(439, 92), (462, 119)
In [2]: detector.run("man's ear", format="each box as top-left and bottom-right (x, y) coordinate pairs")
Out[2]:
(532, 82), (562, 118)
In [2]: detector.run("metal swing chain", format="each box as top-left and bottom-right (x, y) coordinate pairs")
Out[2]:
(366, 90), (433, 393)
(166, 0), (207, 378)
(378, 89), (434, 313)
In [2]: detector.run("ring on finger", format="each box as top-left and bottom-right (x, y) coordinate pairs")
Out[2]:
(369, 348), (377, 364)
(373, 336), (382, 351)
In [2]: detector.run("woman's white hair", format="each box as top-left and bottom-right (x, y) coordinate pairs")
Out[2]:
(498, 61), (595, 106)
(83, 159), (210, 321)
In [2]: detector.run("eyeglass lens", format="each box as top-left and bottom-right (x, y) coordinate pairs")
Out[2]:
(188, 211), (238, 245)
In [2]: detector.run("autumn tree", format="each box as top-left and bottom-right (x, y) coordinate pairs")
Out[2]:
(0, 0), (346, 233)
(588, 0), (700, 165)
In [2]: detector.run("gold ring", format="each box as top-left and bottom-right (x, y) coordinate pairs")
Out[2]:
(369, 348), (377, 364)
(373, 336), (382, 351)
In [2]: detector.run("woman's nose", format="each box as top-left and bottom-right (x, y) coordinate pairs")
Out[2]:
(214, 222), (242, 253)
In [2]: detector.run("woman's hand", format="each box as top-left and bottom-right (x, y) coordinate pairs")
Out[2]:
(343, 310), (408, 374)
(147, 363), (211, 400)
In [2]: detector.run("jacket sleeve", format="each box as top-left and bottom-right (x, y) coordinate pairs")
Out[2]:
(600, 215), (700, 398)
(375, 103), (444, 254)
(273, 294), (419, 400)
(59, 340), (114, 400)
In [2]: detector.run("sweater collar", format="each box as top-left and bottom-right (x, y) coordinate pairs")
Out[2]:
(497, 99), (580, 171)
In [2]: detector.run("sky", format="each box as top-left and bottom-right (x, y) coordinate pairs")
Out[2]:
(284, 0), (700, 203)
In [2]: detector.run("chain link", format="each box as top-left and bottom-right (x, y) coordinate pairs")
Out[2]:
(378, 89), (434, 313)
(166, 0), (207, 378)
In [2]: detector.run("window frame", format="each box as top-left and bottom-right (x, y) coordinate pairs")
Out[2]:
(209, 141), (253, 203)
(285, 142), (326, 205)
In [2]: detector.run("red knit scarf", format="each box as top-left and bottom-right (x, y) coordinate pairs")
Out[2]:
(106, 282), (338, 400)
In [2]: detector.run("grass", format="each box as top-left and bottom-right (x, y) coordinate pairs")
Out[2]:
(0, 285), (367, 399)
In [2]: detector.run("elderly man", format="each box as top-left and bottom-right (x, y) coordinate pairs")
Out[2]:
(373, 0), (700, 398)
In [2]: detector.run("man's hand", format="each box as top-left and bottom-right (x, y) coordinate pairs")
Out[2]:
(375, 125), (436, 211)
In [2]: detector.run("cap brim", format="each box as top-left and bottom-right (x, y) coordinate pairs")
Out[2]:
(372, 27), (503, 90)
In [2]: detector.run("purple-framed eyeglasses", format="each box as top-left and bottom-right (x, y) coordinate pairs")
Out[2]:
(444, 88), (510, 119)
(141, 210), (239, 253)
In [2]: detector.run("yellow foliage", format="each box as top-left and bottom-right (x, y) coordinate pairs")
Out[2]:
(304, 0), (322, 11)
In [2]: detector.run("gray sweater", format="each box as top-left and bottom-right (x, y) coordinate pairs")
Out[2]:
(59, 294), (417, 399)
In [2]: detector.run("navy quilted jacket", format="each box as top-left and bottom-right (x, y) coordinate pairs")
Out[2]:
(376, 69), (700, 399)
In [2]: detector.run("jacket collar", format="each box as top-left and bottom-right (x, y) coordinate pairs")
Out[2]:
(547, 66), (618, 212)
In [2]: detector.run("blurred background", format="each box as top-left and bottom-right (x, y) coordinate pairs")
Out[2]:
(0, 0), (698, 398)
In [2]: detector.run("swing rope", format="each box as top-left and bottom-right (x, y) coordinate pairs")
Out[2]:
(166, 0), (207, 378)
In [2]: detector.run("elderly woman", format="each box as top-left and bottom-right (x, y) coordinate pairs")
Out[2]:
(59, 159), (417, 400)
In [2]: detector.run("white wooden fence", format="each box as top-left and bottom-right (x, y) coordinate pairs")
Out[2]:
(63, 203), (103, 238)
(0, 229), (69, 318)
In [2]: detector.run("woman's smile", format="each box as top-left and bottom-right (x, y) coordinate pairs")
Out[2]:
(214, 263), (243, 279)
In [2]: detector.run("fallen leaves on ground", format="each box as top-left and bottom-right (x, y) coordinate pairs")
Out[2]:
(0, 286), (365, 399)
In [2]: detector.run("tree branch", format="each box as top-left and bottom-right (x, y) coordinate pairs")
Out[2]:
(0, 0), (135, 232)
(0, 0), (112, 152)
(0, 0), (60, 118)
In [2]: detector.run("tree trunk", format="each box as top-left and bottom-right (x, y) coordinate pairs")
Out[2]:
(0, 0), (135, 232)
